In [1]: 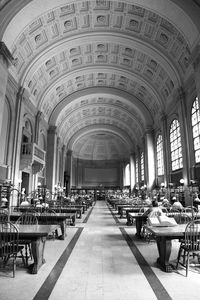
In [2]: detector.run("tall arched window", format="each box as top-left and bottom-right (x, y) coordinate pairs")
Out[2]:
(191, 97), (200, 163)
(170, 119), (183, 171)
(141, 152), (144, 181)
(124, 163), (130, 186)
(156, 134), (164, 175)
(136, 157), (138, 183)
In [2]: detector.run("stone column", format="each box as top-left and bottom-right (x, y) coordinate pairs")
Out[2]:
(130, 152), (135, 192)
(144, 128), (155, 190)
(66, 150), (72, 191)
(55, 137), (60, 185)
(160, 113), (169, 185)
(177, 87), (190, 186)
(191, 45), (200, 103)
(34, 111), (43, 144)
(0, 41), (15, 135)
(60, 145), (66, 187)
(46, 126), (57, 192)
(11, 87), (25, 186)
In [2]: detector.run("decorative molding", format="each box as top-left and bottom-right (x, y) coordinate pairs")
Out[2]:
(0, 41), (15, 66)
(190, 45), (200, 71)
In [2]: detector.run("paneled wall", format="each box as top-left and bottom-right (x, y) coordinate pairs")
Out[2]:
(71, 158), (123, 188)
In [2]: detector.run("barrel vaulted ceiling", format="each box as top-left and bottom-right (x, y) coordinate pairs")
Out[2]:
(1, 0), (200, 160)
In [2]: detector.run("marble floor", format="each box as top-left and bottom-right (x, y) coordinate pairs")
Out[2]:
(1, 201), (200, 300)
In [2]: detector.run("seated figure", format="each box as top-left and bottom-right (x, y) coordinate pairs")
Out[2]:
(143, 200), (163, 218)
(171, 197), (183, 211)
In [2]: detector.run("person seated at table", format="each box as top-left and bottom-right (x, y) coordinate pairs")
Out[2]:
(171, 197), (183, 211)
(144, 196), (152, 206)
(143, 200), (163, 218)
(193, 192), (200, 210)
(162, 198), (170, 208)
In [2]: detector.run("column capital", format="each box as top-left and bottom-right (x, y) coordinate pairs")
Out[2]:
(159, 112), (167, 123)
(145, 127), (154, 135)
(0, 41), (15, 67)
(190, 44), (200, 71)
(48, 125), (57, 135)
(67, 149), (72, 156)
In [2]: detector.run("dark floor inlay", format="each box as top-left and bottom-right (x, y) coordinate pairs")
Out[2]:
(120, 227), (172, 300)
(33, 227), (84, 300)
(83, 205), (94, 223)
(106, 202), (121, 224)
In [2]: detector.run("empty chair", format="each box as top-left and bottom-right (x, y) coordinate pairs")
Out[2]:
(0, 221), (24, 277)
(176, 219), (200, 276)
(15, 213), (38, 267)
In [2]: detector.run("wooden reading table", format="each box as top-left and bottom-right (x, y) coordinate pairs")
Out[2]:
(145, 224), (187, 272)
(10, 212), (76, 240)
(14, 224), (57, 274)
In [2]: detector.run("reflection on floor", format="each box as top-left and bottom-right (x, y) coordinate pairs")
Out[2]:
(1, 201), (200, 300)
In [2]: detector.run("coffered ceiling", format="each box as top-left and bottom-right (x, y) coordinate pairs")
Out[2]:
(1, 0), (200, 160)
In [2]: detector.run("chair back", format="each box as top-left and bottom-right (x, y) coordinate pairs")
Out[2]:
(41, 209), (57, 224)
(0, 221), (19, 257)
(0, 211), (8, 223)
(167, 208), (180, 219)
(174, 212), (191, 224)
(16, 213), (38, 225)
(184, 219), (200, 250)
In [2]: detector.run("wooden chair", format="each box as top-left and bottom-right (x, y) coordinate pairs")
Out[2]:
(174, 212), (191, 225)
(182, 206), (198, 219)
(15, 213), (38, 267)
(0, 221), (24, 277)
(41, 209), (58, 239)
(0, 211), (8, 223)
(176, 219), (200, 276)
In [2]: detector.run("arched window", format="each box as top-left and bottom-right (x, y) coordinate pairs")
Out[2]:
(136, 157), (138, 183)
(124, 163), (130, 186)
(141, 152), (144, 181)
(191, 97), (200, 163)
(170, 119), (183, 171)
(156, 134), (164, 175)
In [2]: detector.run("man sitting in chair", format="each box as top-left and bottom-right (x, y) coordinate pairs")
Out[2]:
(143, 200), (163, 218)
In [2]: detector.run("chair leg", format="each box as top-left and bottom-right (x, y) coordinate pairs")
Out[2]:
(176, 247), (182, 269)
(12, 256), (16, 278)
(186, 252), (190, 277)
(28, 244), (32, 260)
(20, 249), (26, 267)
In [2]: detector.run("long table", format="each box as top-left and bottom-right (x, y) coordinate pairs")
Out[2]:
(145, 224), (187, 272)
(15, 224), (57, 274)
(10, 212), (76, 240)
(127, 212), (148, 237)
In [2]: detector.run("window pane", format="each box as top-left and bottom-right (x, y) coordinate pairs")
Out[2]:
(156, 134), (164, 175)
(170, 119), (183, 171)
(192, 97), (200, 164)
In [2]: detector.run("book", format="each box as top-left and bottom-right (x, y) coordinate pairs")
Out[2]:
(148, 215), (177, 227)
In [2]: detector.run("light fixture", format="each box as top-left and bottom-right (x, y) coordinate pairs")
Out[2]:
(161, 182), (165, 188)
(180, 178), (184, 185)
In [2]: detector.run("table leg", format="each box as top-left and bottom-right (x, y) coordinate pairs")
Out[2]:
(126, 213), (132, 226)
(60, 221), (66, 240)
(29, 237), (46, 274)
(135, 218), (143, 238)
(156, 237), (174, 272)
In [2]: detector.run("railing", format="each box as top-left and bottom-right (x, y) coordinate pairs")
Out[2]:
(20, 143), (46, 170)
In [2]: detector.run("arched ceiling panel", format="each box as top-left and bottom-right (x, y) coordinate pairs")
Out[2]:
(72, 132), (131, 161)
(1, 0), (200, 160)
(3, 0), (199, 50)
